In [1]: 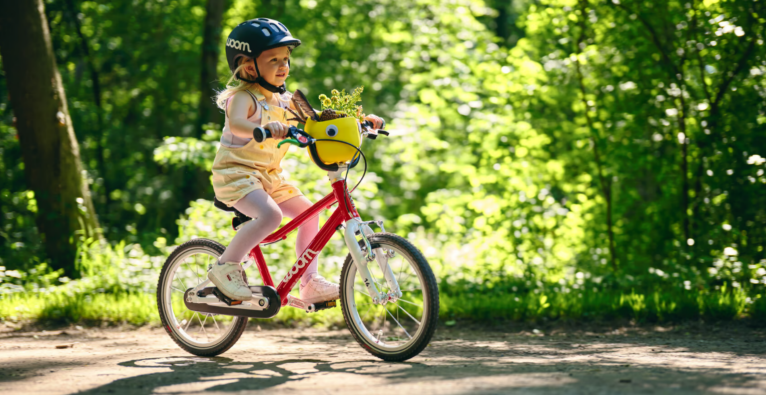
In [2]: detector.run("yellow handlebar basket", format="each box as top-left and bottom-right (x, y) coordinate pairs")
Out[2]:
(304, 116), (361, 165)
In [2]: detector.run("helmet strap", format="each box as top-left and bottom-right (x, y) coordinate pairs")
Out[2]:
(245, 60), (286, 94)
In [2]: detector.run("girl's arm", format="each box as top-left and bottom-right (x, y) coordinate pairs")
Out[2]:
(228, 91), (288, 139)
(227, 91), (261, 139)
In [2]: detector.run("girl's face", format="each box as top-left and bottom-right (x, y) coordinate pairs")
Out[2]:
(245, 46), (291, 86)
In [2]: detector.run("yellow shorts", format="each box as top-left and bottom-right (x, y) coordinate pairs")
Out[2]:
(211, 140), (302, 207)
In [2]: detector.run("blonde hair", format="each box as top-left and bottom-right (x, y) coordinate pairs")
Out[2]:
(215, 57), (292, 114)
(215, 59), (258, 111)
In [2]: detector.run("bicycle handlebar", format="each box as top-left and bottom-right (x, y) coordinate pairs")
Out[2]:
(251, 120), (387, 172)
(252, 126), (313, 148)
(252, 121), (388, 147)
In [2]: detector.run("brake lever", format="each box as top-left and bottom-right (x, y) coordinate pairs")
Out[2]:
(277, 127), (315, 148)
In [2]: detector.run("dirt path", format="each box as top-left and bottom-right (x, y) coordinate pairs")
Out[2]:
(1, 322), (765, 394)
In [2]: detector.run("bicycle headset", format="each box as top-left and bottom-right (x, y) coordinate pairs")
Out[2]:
(225, 18), (301, 94)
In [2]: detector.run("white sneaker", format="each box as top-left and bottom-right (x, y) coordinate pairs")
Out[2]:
(207, 262), (252, 301)
(299, 274), (340, 304)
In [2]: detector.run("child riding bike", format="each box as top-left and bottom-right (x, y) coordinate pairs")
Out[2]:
(209, 18), (384, 304)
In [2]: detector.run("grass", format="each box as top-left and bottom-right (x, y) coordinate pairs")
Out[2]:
(0, 291), (347, 328)
(1, 286), (763, 327)
(440, 288), (761, 323)
(1, 292), (158, 326)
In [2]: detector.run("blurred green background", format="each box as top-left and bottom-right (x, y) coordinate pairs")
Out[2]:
(1, 0), (765, 326)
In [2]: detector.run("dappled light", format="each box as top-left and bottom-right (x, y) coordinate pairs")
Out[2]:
(1, 0), (765, 337)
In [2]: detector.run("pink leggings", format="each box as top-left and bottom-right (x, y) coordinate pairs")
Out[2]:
(218, 190), (319, 284)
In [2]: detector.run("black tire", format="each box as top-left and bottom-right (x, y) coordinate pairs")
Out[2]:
(339, 233), (439, 361)
(157, 238), (248, 357)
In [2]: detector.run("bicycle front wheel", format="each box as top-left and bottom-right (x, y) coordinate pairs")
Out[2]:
(340, 233), (439, 361)
(157, 238), (248, 356)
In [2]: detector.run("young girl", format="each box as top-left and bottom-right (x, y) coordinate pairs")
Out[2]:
(208, 18), (384, 303)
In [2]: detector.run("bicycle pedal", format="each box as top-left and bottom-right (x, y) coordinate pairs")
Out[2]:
(287, 295), (338, 313)
(212, 287), (242, 306)
(312, 300), (338, 312)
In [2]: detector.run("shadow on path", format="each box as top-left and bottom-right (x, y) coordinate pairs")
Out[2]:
(75, 350), (766, 395)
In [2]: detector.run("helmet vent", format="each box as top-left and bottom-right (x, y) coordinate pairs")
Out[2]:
(277, 23), (288, 32)
(250, 21), (260, 27)
(261, 28), (271, 37)
(270, 23), (279, 32)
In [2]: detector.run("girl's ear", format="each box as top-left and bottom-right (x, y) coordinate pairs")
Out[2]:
(240, 58), (257, 78)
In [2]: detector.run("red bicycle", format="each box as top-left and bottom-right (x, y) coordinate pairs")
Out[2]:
(157, 124), (439, 361)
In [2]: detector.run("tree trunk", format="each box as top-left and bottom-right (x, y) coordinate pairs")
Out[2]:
(0, 0), (100, 278)
(196, 0), (227, 137)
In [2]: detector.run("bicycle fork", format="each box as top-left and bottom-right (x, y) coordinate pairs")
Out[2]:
(343, 218), (402, 305)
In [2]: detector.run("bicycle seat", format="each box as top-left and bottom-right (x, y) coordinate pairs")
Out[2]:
(213, 197), (239, 213)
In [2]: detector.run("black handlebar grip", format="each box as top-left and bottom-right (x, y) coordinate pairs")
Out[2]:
(253, 127), (271, 143)
(362, 119), (386, 129)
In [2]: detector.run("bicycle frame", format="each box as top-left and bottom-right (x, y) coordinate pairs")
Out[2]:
(243, 166), (387, 307)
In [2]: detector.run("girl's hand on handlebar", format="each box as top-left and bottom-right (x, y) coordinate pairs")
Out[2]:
(364, 114), (385, 130)
(264, 121), (289, 139)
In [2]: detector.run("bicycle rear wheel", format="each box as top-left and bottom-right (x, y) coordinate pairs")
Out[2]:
(157, 238), (248, 356)
(340, 233), (439, 361)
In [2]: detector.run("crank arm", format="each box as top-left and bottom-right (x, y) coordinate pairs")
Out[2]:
(184, 285), (280, 319)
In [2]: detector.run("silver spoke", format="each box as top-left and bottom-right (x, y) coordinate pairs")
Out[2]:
(366, 305), (376, 324)
(184, 312), (196, 332)
(396, 303), (421, 326)
(397, 296), (400, 324)
(397, 298), (423, 309)
(195, 257), (203, 282)
(396, 254), (406, 283)
(184, 260), (198, 283)
(197, 314), (209, 341)
(385, 307), (412, 339)
(175, 274), (188, 292)
(397, 270), (414, 291)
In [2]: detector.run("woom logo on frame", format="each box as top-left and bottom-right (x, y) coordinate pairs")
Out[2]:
(283, 248), (320, 282)
(227, 38), (251, 53)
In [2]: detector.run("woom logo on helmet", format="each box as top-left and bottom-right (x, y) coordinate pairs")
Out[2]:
(227, 38), (251, 53)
